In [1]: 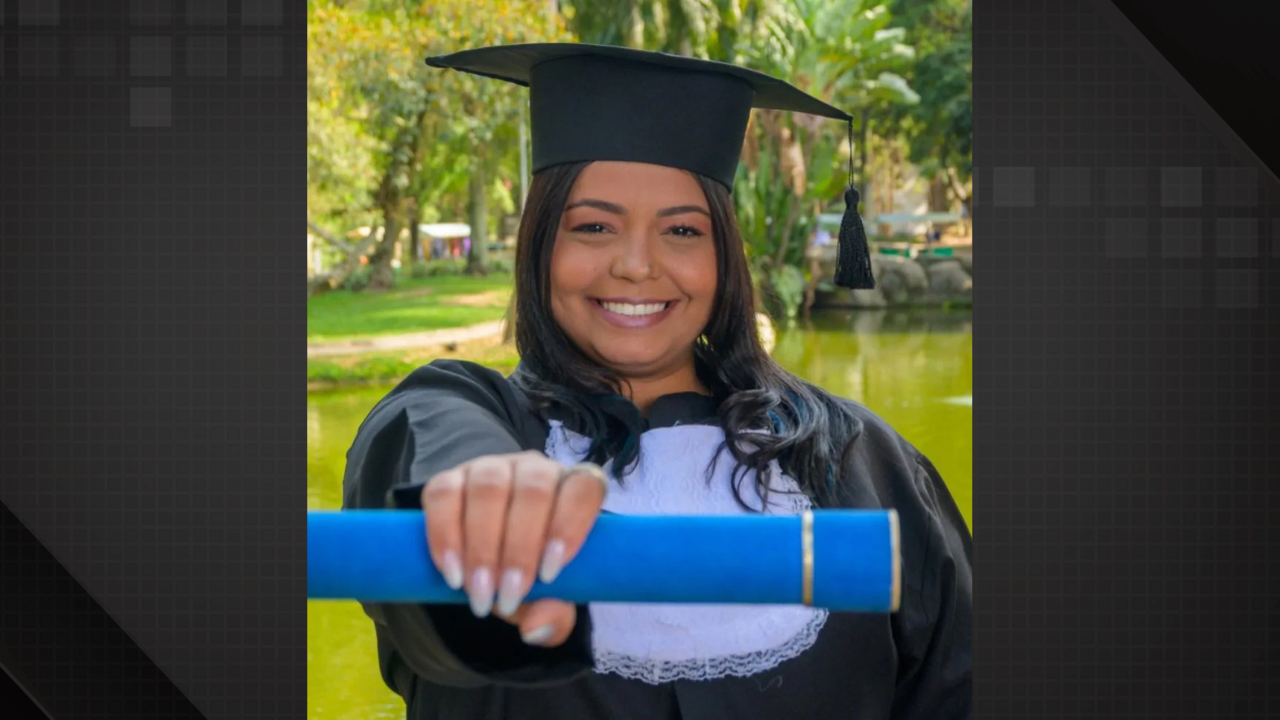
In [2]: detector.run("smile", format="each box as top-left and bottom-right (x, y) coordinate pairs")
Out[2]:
(596, 300), (671, 316)
(590, 298), (678, 328)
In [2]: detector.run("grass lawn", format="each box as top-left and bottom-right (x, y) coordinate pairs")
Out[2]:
(307, 334), (522, 390)
(307, 273), (514, 342)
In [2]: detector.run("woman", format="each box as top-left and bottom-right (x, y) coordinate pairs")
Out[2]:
(343, 43), (972, 719)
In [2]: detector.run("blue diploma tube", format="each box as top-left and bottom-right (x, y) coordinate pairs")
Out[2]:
(308, 509), (900, 612)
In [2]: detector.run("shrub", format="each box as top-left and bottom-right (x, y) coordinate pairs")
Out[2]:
(342, 267), (371, 292)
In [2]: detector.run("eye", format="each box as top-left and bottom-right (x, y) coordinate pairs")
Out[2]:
(668, 225), (705, 238)
(572, 223), (610, 234)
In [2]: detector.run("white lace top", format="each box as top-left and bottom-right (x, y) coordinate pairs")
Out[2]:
(543, 419), (829, 685)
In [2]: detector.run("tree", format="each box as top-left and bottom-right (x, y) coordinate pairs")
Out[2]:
(733, 0), (919, 320)
(307, 0), (570, 291)
(889, 0), (972, 217)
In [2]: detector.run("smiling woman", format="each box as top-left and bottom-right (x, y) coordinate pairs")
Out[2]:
(339, 43), (972, 720)
(548, 162), (720, 407)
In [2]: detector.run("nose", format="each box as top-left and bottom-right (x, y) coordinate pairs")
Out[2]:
(609, 231), (658, 282)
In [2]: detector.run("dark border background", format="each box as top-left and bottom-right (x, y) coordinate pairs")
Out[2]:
(1, 1), (1277, 718)
(1, 1), (303, 719)
(975, 0), (1280, 717)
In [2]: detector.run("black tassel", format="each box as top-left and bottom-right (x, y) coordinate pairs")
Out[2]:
(835, 119), (874, 290)
(835, 184), (874, 289)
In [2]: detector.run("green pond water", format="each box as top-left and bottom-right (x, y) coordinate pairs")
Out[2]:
(307, 308), (973, 719)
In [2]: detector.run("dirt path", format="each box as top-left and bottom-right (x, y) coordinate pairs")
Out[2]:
(307, 320), (505, 358)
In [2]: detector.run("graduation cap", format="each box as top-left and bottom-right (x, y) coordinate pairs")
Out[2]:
(426, 43), (873, 289)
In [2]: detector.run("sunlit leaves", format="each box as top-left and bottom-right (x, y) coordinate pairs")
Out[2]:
(308, 0), (571, 233)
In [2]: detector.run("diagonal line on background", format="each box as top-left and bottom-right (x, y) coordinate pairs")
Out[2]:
(0, 499), (207, 720)
(1099, 0), (1280, 196)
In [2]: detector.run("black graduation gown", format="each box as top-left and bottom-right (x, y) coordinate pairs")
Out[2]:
(341, 359), (973, 720)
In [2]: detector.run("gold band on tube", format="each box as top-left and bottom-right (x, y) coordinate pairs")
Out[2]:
(801, 510), (814, 606)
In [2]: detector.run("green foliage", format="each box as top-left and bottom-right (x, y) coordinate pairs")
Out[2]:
(406, 256), (511, 279)
(765, 264), (807, 323)
(888, 0), (972, 199)
(309, 0), (970, 302)
(308, 0), (571, 274)
(417, 258), (468, 277)
(341, 266), (372, 292)
(721, 0), (926, 321)
(308, 355), (421, 385)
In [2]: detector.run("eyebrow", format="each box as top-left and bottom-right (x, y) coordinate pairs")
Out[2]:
(565, 198), (627, 215)
(657, 204), (711, 219)
(564, 198), (711, 218)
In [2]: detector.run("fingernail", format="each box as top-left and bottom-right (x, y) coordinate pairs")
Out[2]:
(539, 540), (566, 584)
(522, 624), (555, 646)
(495, 568), (525, 618)
(468, 567), (494, 618)
(441, 551), (464, 591)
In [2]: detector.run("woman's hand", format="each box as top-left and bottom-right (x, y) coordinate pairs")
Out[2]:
(420, 451), (608, 647)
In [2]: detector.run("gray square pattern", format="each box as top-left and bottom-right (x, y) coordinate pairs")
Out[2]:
(185, 36), (227, 78)
(241, 36), (282, 77)
(19, 0), (59, 25)
(994, 167), (1035, 206)
(1104, 218), (1147, 257)
(130, 36), (172, 78)
(1160, 166), (1202, 206)
(1160, 269), (1202, 308)
(1103, 167), (1148, 205)
(186, 0), (225, 26)
(243, 0), (283, 26)
(130, 0), (171, 26)
(1159, 218), (1201, 258)
(1214, 217), (1258, 257)
(1215, 166), (1257, 206)
(18, 36), (59, 77)
(130, 86), (172, 127)
(75, 36), (117, 78)
(1215, 269), (1258, 308)
(1047, 167), (1090, 206)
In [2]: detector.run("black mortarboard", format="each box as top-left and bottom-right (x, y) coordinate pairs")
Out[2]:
(426, 43), (873, 289)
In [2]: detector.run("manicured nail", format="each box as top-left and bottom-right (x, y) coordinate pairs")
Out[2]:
(539, 540), (566, 584)
(522, 624), (555, 646)
(468, 567), (494, 618)
(441, 551), (464, 591)
(496, 568), (525, 618)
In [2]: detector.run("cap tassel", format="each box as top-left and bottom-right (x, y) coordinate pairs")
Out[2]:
(834, 119), (874, 289)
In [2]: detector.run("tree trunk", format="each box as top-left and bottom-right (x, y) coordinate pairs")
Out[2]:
(406, 199), (422, 266)
(773, 123), (806, 268)
(928, 176), (949, 212)
(858, 107), (872, 226)
(944, 167), (973, 233)
(306, 225), (379, 298)
(368, 211), (399, 291)
(628, 2), (645, 48)
(466, 161), (489, 276)
(885, 143), (901, 216)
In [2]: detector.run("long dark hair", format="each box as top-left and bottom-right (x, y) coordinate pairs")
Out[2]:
(509, 161), (863, 510)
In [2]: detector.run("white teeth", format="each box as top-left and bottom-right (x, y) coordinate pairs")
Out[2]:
(601, 301), (667, 317)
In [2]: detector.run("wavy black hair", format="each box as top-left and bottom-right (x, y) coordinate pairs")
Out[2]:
(508, 161), (863, 510)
